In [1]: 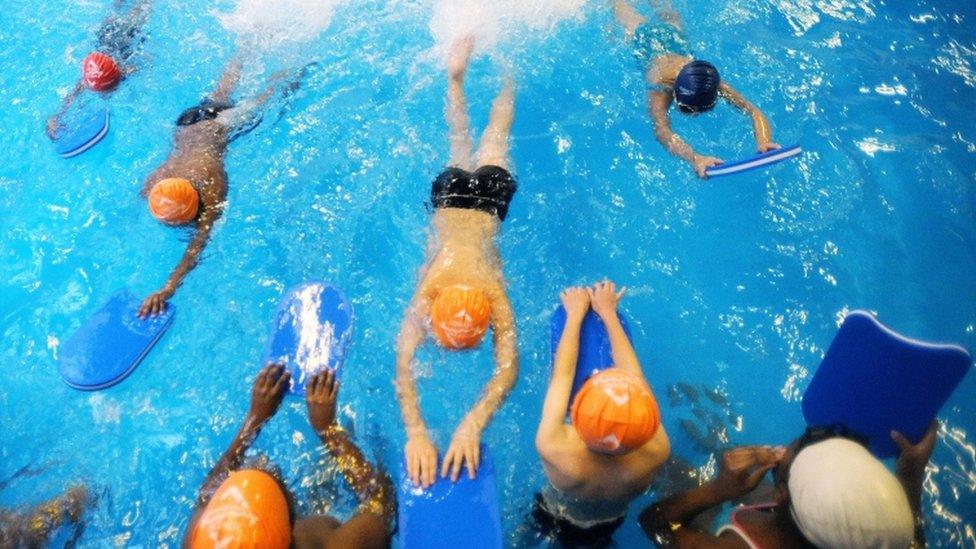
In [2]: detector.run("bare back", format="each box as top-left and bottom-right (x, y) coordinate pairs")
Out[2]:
(419, 208), (504, 298)
(141, 121), (230, 207)
(541, 425), (670, 503)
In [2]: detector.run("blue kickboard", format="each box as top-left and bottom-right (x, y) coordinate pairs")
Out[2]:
(398, 445), (502, 549)
(802, 310), (971, 458)
(705, 144), (802, 178)
(550, 306), (632, 408)
(58, 289), (174, 391)
(51, 98), (110, 158)
(262, 282), (352, 395)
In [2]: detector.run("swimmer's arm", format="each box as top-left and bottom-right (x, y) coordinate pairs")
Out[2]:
(603, 308), (643, 378)
(613, 0), (646, 39)
(536, 308), (582, 450)
(46, 83), (84, 138)
(639, 485), (748, 548)
(319, 426), (395, 523)
(649, 91), (697, 163)
(163, 205), (222, 292)
(720, 83), (776, 150)
(461, 291), (519, 434)
(395, 294), (432, 438)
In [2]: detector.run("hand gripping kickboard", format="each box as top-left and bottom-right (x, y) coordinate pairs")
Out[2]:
(705, 145), (802, 178)
(802, 310), (971, 458)
(262, 282), (352, 395)
(550, 306), (633, 409)
(51, 99), (110, 158)
(58, 289), (174, 390)
(398, 445), (502, 549)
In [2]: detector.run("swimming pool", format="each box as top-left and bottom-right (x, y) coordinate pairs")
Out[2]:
(1, 0), (974, 545)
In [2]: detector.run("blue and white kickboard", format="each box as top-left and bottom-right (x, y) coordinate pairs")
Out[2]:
(550, 306), (633, 408)
(398, 445), (502, 549)
(705, 145), (802, 178)
(802, 310), (971, 458)
(51, 101), (110, 158)
(58, 289), (174, 390)
(262, 282), (352, 395)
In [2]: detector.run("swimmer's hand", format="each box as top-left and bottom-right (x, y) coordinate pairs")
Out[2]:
(46, 115), (63, 139)
(247, 363), (290, 426)
(710, 446), (785, 501)
(758, 142), (781, 153)
(561, 287), (590, 320)
(138, 287), (174, 318)
(692, 154), (724, 179)
(588, 280), (625, 320)
(306, 369), (339, 434)
(892, 421), (937, 499)
(406, 434), (439, 488)
(442, 420), (481, 482)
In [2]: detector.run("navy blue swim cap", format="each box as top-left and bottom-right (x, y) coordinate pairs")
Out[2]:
(674, 60), (721, 113)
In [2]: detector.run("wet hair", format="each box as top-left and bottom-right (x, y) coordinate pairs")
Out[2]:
(674, 60), (721, 113)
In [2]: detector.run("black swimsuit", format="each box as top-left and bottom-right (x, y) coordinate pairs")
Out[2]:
(430, 165), (517, 221)
(176, 99), (235, 127)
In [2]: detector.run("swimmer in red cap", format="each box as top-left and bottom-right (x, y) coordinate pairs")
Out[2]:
(395, 36), (519, 488)
(183, 365), (393, 548)
(0, 484), (90, 545)
(46, 0), (152, 138)
(533, 281), (670, 546)
(136, 59), (295, 318)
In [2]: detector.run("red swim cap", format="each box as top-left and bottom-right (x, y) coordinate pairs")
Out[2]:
(82, 52), (121, 92)
(571, 369), (661, 455)
(149, 178), (200, 225)
(190, 469), (292, 549)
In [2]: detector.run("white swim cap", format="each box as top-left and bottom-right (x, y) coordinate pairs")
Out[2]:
(788, 438), (914, 549)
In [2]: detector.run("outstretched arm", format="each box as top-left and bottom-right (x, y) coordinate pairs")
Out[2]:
(649, 91), (723, 178)
(536, 288), (589, 452)
(588, 281), (642, 378)
(307, 370), (395, 525)
(46, 83), (85, 139)
(441, 288), (519, 482)
(892, 421), (937, 547)
(640, 446), (783, 547)
(720, 83), (778, 152)
(182, 364), (290, 544)
(396, 290), (439, 488)
(613, 0), (646, 39)
(139, 201), (224, 318)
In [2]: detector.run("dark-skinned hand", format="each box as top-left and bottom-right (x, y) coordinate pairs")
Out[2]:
(306, 369), (339, 435)
(138, 287), (174, 319)
(710, 445), (786, 501)
(247, 363), (290, 426)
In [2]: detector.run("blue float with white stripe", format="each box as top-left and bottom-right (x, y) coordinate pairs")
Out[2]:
(705, 144), (802, 178)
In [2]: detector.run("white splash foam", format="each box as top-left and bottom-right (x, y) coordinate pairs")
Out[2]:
(428, 0), (586, 59)
(217, 0), (346, 52)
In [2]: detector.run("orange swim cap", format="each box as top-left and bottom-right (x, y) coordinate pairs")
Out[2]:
(149, 178), (199, 225)
(430, 285), (491, 349)
(190, 469), (292, 549)
(571, 369), (660, 455)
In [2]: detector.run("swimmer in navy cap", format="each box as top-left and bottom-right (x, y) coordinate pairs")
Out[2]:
(613, 0), (781, 178)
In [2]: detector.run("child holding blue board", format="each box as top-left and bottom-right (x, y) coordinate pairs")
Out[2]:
(613, 0), (784, 178)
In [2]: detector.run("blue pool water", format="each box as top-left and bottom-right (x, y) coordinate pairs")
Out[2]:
(1, 0), (974, 546)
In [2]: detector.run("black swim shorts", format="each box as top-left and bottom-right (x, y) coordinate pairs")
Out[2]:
(430, 165), (517, 221)
(530, 494), (625, 548)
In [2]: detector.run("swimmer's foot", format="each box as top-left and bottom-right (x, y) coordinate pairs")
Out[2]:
(448, 36), (475, 82)
(246, 363), (290, 426)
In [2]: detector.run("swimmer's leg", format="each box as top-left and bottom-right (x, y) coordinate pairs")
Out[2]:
(612, 0), (647, 40)
(447, 37), (475, 170)
(475, 78), (515, 171)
